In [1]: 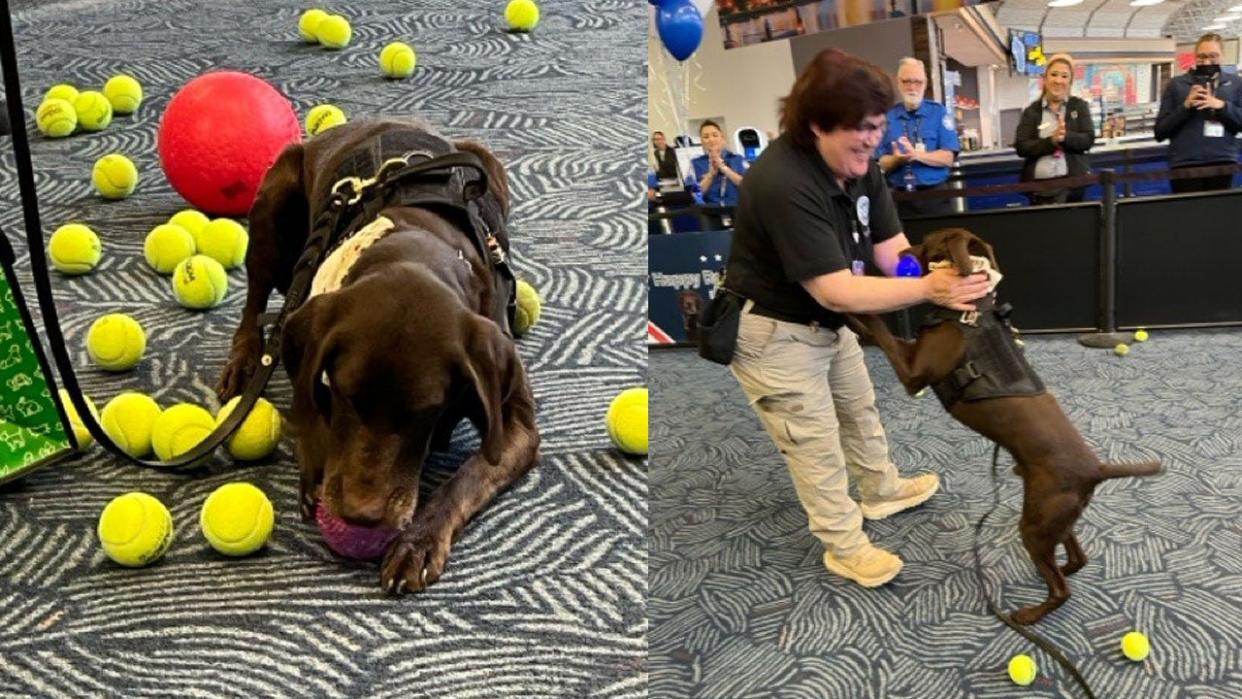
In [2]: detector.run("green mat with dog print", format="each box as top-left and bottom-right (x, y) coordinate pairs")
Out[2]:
(0, 269), (74, 486)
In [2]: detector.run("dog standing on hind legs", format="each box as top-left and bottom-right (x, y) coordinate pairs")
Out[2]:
(847, 227), (1161, 625)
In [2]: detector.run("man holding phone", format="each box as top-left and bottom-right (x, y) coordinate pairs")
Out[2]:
(1155, 33), (1242, 193)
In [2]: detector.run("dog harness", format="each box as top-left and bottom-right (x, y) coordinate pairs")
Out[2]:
(924, 296), (1046, 409)
(920, 256), (1044, 409)
(318, 128), (517, 335)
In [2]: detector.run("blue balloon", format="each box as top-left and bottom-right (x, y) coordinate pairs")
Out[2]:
(656, 0), (704, 62)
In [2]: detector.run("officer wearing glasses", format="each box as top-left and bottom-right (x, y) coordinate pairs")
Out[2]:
(1155, 32), (1242, 193)
(875, 57), (959, 217)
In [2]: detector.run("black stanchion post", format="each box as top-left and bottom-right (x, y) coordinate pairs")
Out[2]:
(1077, 168), (1130, 349)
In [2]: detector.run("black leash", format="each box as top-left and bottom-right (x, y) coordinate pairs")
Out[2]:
(2, 4), (496, 472)
(974, 442), (1097, 699)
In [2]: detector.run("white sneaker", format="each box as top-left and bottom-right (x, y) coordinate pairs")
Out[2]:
(860, 473), (940, 520)
(823, 543), (903, 588)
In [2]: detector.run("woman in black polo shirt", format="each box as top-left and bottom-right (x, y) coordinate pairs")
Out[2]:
(725, 49), (989, 588)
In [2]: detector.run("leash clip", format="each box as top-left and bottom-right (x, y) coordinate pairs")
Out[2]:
(960, 310), (980, 326)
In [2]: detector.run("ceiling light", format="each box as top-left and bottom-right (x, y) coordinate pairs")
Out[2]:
(1204, 23), (1226, 30)
(1048, 0), (1085, 7)
(1129, 0), (1163, 6)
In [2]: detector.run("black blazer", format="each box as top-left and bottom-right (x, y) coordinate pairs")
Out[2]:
(1014, 95), (1095, 182)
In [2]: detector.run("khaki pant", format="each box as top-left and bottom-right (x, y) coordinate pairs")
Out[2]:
(730, 306), (901, 556)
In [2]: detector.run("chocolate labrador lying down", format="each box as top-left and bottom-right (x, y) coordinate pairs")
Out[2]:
(217, 118), (540, 594)
(847, 228), (1160, 625)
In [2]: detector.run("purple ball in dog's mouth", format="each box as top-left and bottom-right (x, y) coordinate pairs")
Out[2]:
(315, 501), (399, 561)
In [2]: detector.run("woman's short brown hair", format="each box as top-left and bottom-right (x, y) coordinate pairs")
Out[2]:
(779, 49), (894, 148)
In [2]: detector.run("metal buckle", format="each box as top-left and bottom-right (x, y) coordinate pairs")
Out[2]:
(330, 176), (368, 206)
(960, 310), (979, 326)
(486, 234), (506, 266)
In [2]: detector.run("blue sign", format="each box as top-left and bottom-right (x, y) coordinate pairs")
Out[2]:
(649, 229), (735, 345)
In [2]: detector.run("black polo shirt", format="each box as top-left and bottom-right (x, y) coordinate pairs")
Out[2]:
(724, 133), (902, 328)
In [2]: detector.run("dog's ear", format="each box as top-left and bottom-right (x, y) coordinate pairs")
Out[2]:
(249, 143), (308, 261)
(282, 294), (335, 420)
(976, 236), (1001, 274)
(462, 316), (531, 465)
(453, 139), (510, 218)
(945, 229), (976, 276)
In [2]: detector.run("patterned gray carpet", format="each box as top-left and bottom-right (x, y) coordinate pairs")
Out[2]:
(651, 332), (1242, 698)
(0, 0), (646, 696)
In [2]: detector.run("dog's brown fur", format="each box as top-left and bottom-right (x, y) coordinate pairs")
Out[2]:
(217, 118), (539, 594)
(847, 228), (1160, 624)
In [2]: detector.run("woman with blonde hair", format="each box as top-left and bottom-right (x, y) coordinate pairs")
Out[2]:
(1014, 53), (1095, 205)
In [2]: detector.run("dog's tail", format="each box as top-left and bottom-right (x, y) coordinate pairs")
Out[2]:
(1097, 460), (1163, 481)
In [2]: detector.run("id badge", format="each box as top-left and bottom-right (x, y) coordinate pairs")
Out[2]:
(852, 260), (865, 276)
(1205, 121), (1225, 138)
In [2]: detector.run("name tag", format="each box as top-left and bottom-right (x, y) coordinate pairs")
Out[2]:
(1205, 121), (1225, 138)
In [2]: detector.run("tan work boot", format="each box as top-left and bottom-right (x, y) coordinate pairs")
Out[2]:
(860, 472), (940, 521)
(823, 543), (903, 588)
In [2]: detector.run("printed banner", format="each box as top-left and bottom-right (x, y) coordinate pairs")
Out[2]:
(649, 229), (735, 345)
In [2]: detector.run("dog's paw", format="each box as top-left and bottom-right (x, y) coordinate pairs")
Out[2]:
(216, 356), (258, 401)
(380, 526), (451, 594)
(216, 335), (263, 400)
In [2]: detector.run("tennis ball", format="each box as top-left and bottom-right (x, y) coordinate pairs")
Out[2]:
(217, 396), (283, 461)
(100, 392), (162, 458)
(144, 224), (197, 274)
(98, 492), (174, 567)
(306, 104), (347, 136)
(58, 389), (99, 448)
(505, 0), (540, 31)
(606, 387), (648, 456)
(200, 482), (275, 556)
(1115, 343), (1130, 357)
(379, 42), (418, 78)
(514, 279), (541, 336)
(172, 255), (229, 310)
(44, 83), (79, 103)
(86, 313), (146, 371)
(317, 14), (352, 49)
(151, 403), (216, 461)
(298, 8), (329, 41)
(47, 223), (101, 275)
(73, 90), (112, 131)
(195, 218), (249, 269)
(168, 209), (210, 238)
(35, 98), (77, 137)
(1007, 654), (1037, 686)
(92, 153), (138, 200)
(1134, 329), (1149, 342)
(1121, 631), (1150, 661)
(102, 74), (143, 114)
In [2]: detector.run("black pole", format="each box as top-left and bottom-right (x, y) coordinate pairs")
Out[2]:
(1077, 168), (1129, 349)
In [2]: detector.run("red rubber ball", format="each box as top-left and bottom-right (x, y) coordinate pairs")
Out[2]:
(158, 71), (300, 216)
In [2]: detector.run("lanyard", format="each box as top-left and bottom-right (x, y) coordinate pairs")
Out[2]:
(905, 113), (923, 145)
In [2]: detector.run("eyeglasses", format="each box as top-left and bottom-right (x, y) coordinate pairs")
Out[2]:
(899, 78), (926, 86)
